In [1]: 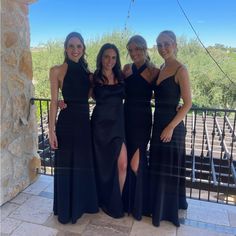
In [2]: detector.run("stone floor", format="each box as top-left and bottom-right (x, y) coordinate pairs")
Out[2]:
(1, 175), (236, 236)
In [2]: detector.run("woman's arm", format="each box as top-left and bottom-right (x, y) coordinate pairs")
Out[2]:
(49, 66), (60, 149)
(160, 66), (192, 142)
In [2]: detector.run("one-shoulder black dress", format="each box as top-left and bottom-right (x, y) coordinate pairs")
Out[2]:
(53, 59), (98, 224)
(91, 82), (125, 218)
(122, 63), (153, 220)
(149, 72), (188, 227)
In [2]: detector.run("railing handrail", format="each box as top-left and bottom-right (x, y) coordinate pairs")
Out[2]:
(32, 97), (236, 204)
(225, 116), (236, 138)
(215, 117), (236, 186)
(30, 97), (236, 113)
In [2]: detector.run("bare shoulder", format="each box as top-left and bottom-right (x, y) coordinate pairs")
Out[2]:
(176, 63), (189, 83)
(50, 63), (67, 81)
(178, 63), (188, 75)
(50, 63), (66, 75)
(123, 63), (132, 78)
(147, 63), (160, 81)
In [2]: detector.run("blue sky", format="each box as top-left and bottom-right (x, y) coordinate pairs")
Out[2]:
(29, 0), (236, 48)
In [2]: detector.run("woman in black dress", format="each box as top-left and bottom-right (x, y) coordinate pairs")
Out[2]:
(91, 43), (127, 218)
(122, 35), (159, 220)
(49, 32), (98, 224)
(149, 30), (192, 227)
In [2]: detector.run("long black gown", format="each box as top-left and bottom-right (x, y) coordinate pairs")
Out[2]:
(91, 82), (125, 218)
(53, 58), (98, 224)
(122, 63), (153, 220)
(149, 72), (188, 227)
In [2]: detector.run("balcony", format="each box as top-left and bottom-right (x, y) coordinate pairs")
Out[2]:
(1, 174), (236, 236)
(35, 99), (236, 203)
(1, 99), (236, 235)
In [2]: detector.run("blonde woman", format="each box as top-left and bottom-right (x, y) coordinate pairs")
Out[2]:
(149, 30), (192, 227)
(122, 35), (159, 220)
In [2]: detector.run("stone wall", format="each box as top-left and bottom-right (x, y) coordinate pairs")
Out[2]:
(1, 0), (40, 205)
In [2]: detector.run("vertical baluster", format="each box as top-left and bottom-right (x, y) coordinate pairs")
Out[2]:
(226, 111), (236, 204)
(39, 100), (46, 174)
(189, 110), (195, 199)
(209, 111), (217, 202)
(198, 110), (206, 200)
(46, 100), (53, 176)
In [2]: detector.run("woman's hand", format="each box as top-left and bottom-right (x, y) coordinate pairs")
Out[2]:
(49, 131), (58, 149)
(176, 104), (182, 111)
(160, 125), (174, 143)
(58, 100), (67, 110)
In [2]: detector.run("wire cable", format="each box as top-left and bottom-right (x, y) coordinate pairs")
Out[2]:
(176, 0), (235, 85)
(122, 0), (135, 39)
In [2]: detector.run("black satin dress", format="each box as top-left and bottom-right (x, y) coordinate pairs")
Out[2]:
(149, 71), (188, 227)
(91, 82), (125, 218)
(53, 59), (98, 224)
(122, 63), (153, 220)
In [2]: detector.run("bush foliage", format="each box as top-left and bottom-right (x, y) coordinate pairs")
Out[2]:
(32, 30), (236, 109)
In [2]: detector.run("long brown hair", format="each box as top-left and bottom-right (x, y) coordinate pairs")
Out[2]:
(93, 43), (124, 85)
(63, 32), (89, 72)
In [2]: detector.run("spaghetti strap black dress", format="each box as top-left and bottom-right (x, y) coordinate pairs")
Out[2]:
(149, 72), (188, 227)
(122, 63), (153, 220)
(53, 58), (98, 224)
(91, 82), (125, 218)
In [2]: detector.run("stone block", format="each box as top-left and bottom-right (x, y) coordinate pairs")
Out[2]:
(4, 32), (18, 48)
(28, 156), (41, 182)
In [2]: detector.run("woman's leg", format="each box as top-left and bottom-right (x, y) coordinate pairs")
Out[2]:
(118, 143), (127, 193)
(130, 149), (140, 174)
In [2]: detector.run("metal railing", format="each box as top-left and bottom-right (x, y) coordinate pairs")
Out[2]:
(31, 98), (236, 205)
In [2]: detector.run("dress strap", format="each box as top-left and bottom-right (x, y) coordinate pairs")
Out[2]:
(174, 65), (182, 76)
(160, 63), (165, 70)
(132, 63), (147, 75)
(137, 63), (147, 74)
(131, 63), (137, 74)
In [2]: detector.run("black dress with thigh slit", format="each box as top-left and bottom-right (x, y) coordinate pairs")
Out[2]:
(91, 82), (125, 218)
(149, 73), (188, 227)
(122, 63), (153, 220)
(53, 58), (98, 224)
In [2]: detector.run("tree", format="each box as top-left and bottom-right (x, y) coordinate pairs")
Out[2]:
(31, 33), (236, 109)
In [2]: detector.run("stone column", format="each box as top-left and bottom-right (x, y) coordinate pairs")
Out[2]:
(1, 0), (40, 206)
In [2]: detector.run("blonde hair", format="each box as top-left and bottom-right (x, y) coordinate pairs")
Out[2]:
(127, 35), (150, 63)
(157, 30), (178, 56)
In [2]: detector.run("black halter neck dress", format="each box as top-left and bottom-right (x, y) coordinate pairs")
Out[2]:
(122, 63), (153, 220)
(53, 58), (98, 224)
